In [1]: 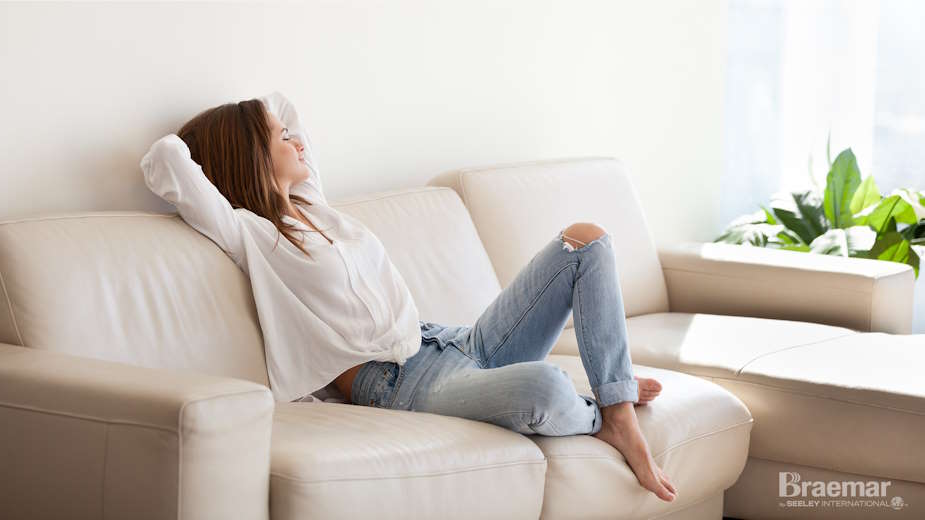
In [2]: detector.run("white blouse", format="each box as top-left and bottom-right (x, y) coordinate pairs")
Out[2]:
(140, 91), (422, 403)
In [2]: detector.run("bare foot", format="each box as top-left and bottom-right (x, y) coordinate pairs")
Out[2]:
(634, 376), (662, 406)
(592, 402), (677, 502)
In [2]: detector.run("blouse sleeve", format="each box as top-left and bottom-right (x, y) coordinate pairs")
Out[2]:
(260, 91), (327, 205)
(140, 134), (246, 263)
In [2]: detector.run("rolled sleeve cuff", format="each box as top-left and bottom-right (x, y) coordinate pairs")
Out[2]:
(593, 378), (638, 407)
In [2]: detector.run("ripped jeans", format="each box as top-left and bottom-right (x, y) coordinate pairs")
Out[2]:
(350, 228), (638, 436)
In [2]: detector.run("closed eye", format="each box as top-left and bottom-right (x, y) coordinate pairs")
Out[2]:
(282, 127), (290, 140)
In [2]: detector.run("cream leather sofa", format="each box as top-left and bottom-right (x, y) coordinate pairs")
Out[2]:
(0, 157), (918, 519)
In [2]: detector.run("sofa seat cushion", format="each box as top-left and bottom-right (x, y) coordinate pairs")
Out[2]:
(536, 355), (754, 519)
(269, 401), (547, 520)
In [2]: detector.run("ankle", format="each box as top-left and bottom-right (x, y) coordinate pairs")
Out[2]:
(599, 401), (636, 427)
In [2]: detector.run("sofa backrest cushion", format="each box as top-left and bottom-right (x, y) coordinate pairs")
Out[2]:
(0, 187), (501, 383)
(0, 212), (270, 385)
(428, 157), (670, 318)
(332, 187), (502, 327)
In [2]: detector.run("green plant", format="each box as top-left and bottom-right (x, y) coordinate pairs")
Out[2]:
(715, 145), (925, 279)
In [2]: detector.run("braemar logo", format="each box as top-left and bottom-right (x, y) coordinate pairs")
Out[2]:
(778, 472), (908, 511)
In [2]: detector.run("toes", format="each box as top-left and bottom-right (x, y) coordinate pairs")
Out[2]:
(657, 468), (677, 495)
(661, 475), (677, 495)
(655, 482), (675, 502)
(635, 378), (663, 394)
(639, 472), (675, 502)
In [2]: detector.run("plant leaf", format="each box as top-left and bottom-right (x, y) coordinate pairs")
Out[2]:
(852, 200), (878, 226)
(773, 228), (803, 246)
(770, 190), (826, 245)
(910, 247), (921, 279)
(824, 148), (862, 228)
(793, 191), (828, 238)
(890, 188), (925, 221)
(761, 205), (777, 225)
(867, 231), (910, 262)
(715, 223), (784, 247)
(867, 195), (918, 234)
(810, 226), (874, 257)
(726, 209), (772, 228)
(849, 175), (881, 215)
(911, 245), (923, 279)
(902, 221), (925, 241)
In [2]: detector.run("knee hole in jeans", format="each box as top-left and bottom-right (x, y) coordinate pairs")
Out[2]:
(559, 222), (608, 252)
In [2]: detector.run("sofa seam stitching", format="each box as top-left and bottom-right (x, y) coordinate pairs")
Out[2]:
(0, 388), (269, 434)
(454, 156), (616, 175)
(459, 171), (471, 206)
(707, 375), (925, 417)
(735, 332), (860, 375)
(0, 268), (24, 345)
(545, 419), (754, 463)
(662, 267), (880, 295)
(652, 418), (754, 459)
(744, 454), (919, 482)
(270, 458), (547, 484)
(177, 404), (185, 520)
(100, 423), (109, 518)
(329, 186), (446, 208)
(0, 212), (177, 226)
(0, 401), (181, 433)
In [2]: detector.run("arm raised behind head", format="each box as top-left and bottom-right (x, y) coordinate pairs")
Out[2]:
(141, 134), (246, 264)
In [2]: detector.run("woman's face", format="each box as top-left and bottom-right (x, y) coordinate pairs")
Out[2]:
(266, 112), (310, 193)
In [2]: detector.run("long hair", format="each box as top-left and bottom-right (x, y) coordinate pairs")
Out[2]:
(177, 99), (314, 259)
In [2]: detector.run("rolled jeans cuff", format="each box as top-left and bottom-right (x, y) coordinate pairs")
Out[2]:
(593, 378), (638, 407)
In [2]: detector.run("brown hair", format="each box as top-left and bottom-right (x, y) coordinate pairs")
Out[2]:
(177, 99), (315, 258)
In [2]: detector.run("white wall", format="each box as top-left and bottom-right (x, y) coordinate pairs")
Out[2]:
(0, 1), (727, 247)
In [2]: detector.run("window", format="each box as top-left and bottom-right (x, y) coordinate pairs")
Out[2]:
(724, 0), (925, 332)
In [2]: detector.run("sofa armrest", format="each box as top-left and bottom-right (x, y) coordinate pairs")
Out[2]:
(0, 343), (274, 520)
(658, 242), (915, 334)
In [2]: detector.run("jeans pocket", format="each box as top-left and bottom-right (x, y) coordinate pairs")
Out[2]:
(367, 362), (402, 409)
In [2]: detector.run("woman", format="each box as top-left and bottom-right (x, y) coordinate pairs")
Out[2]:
(141, 91), (677, 502)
